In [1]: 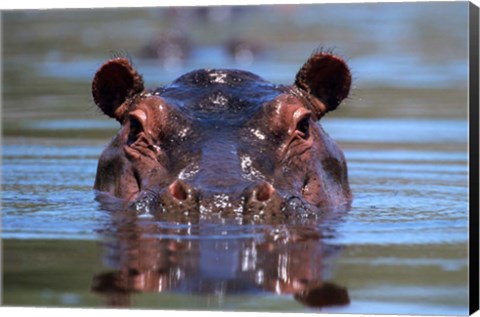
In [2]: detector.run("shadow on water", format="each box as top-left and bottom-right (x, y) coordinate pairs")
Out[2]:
(91, 206), (350, 309)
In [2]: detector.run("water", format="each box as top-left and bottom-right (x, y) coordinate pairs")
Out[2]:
(1, 2), (470, 315)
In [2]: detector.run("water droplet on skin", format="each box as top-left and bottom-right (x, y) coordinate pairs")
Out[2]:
(209, 72), (228, 84)
(250, 128), (266, 140)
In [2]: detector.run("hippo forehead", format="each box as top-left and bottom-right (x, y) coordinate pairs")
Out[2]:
(154, 69), (286, 124)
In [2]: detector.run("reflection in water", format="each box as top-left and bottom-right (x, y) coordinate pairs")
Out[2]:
(92, 210), (349, 309)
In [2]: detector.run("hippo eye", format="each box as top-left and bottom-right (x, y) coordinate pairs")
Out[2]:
(130, 117), (143, 135)
(296, 115), (311, 139)
(127, 116), (144, 145)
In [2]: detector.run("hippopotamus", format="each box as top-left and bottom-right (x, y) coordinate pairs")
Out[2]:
(92, 51), (352, 217)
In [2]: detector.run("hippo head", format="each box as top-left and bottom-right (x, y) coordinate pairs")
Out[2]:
(92, 52), (352, 218)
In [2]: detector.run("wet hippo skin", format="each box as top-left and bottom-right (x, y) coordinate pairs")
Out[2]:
(92, 51), (352, 217)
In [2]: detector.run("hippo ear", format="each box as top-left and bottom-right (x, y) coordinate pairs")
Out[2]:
(294, 53), (351, 118)
(92, 58), (144, 121)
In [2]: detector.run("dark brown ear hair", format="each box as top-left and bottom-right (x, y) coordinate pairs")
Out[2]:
(92, 58), (144, 121)
(295, 52), (351, 118)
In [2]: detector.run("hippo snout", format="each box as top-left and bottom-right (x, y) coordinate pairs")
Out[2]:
(155, 179), (283, 216)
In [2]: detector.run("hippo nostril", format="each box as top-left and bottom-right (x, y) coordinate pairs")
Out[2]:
(163, 180), (198, 212)
(253, 182), (275, 202)
(168, 180), (190, 201)
(243, 181), (283, 216)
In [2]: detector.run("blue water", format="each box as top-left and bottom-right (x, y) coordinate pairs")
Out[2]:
(2, 117), (469, 314)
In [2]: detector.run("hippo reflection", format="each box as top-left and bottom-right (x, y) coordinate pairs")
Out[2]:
(92, 212), (349, 308)
(92, 51), (351, 217)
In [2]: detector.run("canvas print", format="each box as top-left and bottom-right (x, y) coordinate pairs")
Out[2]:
(1, 1), (478, 315)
